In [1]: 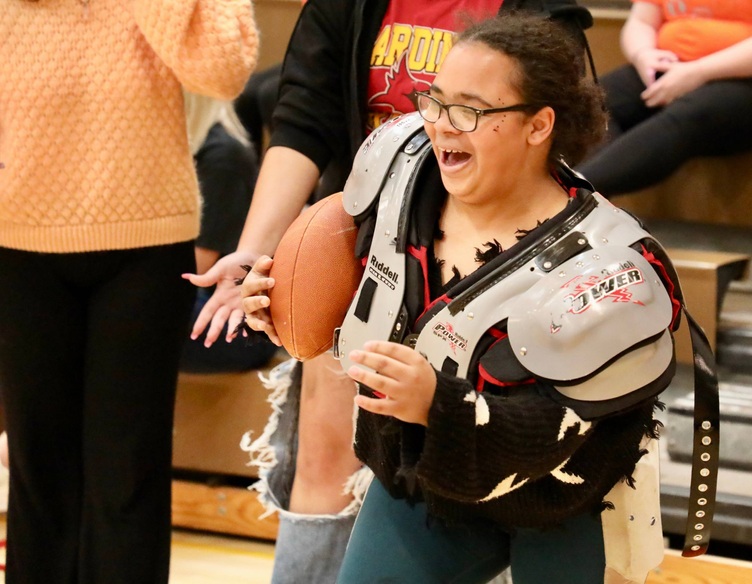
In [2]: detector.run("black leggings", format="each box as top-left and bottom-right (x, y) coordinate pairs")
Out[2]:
(0, 242), (195, 584)
(577, 65), (752, 196)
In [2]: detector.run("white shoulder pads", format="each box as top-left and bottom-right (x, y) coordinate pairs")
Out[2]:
(507, 245), (673, 384)
(342, 112), (426, 218)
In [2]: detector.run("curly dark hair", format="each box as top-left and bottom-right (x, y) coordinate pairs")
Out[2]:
(457, 12), (607, 166)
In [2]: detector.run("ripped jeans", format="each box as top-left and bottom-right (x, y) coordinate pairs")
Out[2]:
(241, 359), (369, 583)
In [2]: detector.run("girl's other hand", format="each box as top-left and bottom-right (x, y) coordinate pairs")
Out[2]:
(348, 341), (437, 426)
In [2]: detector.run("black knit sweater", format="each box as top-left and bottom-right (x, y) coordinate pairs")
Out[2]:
(352, 171), (668, 532)
(355, 374), (660, 530)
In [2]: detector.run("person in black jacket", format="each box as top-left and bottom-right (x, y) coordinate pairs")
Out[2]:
(185, 1), (593, 582)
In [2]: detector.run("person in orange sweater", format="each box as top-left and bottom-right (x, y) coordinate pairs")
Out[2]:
(0, 2), (258, 582)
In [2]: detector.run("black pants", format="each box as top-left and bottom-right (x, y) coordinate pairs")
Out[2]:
(577, 65), (752, 196)
(0, 242), (195, 584)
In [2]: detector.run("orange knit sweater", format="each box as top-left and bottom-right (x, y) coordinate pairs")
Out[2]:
(0, 0), (258, 253)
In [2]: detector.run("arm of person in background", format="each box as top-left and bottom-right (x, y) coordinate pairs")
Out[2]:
(183, 0), (352, 346)
(132, 0), (258, 99)
(642, 36), (752, 107)
(620, 2), (675, 88)
(185, 148), (320, 346)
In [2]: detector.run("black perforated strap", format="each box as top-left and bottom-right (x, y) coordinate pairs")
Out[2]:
(681, 308), (720, 557)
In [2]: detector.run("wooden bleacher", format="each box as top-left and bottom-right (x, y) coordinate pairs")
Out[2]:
(171, 351), (289, 541)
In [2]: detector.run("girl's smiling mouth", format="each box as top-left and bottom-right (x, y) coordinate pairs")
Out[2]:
(439, 147), (472, 168)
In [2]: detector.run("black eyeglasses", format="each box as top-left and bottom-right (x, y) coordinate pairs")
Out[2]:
(414, 91), (536, 132)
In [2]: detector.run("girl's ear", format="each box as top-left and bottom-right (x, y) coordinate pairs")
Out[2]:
(527, 106), (555, 146)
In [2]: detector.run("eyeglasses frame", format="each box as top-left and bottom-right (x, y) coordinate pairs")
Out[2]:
(413, 91), (538, 133)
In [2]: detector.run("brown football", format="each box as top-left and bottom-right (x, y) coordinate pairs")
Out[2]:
(269, 192), (364, 361)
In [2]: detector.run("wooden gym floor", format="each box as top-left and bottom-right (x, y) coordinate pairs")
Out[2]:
(2, 521), (752, 582)
(1, 466), (752, 582)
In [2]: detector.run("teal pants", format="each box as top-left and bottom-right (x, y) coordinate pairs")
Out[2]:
(337, 479), (606, 584)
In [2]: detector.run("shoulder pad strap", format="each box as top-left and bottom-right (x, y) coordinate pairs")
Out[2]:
(556, 159), (594, 192)
(342, 112), (427, 219)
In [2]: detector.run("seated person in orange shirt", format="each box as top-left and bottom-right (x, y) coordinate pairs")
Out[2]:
(578, 0), (752, 196)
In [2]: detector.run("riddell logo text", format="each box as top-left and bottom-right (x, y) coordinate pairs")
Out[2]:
(369, 255), (399, 290)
